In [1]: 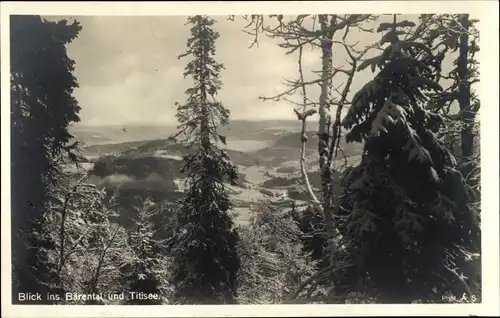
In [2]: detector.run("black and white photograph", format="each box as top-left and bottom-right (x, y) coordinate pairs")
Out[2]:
(1, 1), (499, 317)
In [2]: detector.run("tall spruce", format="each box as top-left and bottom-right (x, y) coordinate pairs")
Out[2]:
(10, 15), (82, 301)
(334, 15), (480, 303)
(169, 15), (240, 304)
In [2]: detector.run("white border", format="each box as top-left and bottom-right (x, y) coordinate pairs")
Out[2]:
(1, 1), (499, 317)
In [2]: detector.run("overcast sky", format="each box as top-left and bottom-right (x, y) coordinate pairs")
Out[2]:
(43, 15), (458, 126)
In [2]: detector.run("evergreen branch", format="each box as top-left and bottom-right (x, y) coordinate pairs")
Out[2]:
(57, 172), (93, 272)
(290, 262), (354, 300)
(444, 264), (473, 298)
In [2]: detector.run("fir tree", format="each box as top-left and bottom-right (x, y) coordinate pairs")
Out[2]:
(168, 15), (240, 304)
(334, 15), (480, 303)
(10, 15), (82, 301)
(122, 198), (166, 304)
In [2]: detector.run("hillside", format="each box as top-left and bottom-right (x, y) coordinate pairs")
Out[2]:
(83, 139), (263, 167)
(71, 120), (300, 147)
(76, 120), (364, 162)
(73, 121), (364, 231)
(270, 131), (363, 157)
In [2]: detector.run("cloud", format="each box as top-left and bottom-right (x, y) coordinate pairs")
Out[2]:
(50, 15), (301, 125)
(42, 14), (463, 126)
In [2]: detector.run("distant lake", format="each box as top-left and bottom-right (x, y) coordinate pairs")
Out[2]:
(223, 139), (271, 152)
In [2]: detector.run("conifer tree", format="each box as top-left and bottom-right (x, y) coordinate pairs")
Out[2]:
(168, 15), (240, 304)
(333, 15), (480, 303)
(10, 15), (82, 301)
(237, 200), (316, 303)
(36, 179), (133, 304)
(122, 198), (166, 304)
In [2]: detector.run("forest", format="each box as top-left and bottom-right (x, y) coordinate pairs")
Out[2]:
(10, 14), (481, 305)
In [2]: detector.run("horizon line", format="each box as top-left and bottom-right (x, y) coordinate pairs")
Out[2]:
(71, 118), (312, 127)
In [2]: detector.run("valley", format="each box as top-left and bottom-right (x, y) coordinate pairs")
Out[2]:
(70, 121), (363, 227)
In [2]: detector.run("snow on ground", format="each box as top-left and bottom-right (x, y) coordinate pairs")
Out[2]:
(63, 162), (95, 174)
(153, 150), (183, 160)
(238, 166), (271, 185)
(173, 178), (186, 191)
(228, 185), (266, 201)
(221, 139), (271, 152)
(231, 207), (253, 225)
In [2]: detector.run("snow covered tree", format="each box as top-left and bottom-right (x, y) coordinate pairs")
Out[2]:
(33, 173), (133, 304)
(122, 198), (168, 304)
(168, 15), (240, 304)
(236, 200), (316, 304)
(10, 15), (82, 301)
(82, 220), (131, 305)
(332, 15), (480, 303)
(35, 172), (103, 298)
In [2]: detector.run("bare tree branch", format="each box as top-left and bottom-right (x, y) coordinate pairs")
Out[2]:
(294, 45), (324, 215)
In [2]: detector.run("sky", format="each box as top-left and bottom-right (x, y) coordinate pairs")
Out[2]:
(42, 14), (461, 126)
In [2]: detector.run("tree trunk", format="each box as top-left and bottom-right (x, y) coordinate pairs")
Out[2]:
(318, 15), (337, 263)
(199, 26), (211, 151)
(457, 14), (474, 165)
